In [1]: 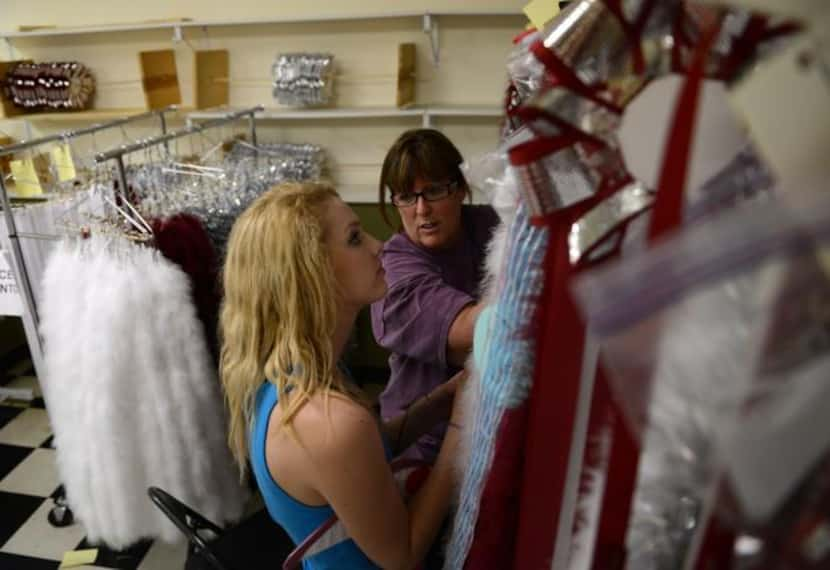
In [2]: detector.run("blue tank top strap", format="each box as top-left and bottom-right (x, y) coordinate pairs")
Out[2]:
(250, 381), (382, 569)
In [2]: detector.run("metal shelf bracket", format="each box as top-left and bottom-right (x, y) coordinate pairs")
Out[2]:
(423, 13), (440, 67)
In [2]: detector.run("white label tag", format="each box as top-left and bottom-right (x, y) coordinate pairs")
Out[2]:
(0, 248), (23, 316)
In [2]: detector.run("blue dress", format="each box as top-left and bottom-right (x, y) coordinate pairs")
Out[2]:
(250, 382), (384, 569)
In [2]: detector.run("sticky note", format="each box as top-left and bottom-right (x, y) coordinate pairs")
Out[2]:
(59, 548), (98, 568)
(523, 0), (561, 30)
(51, 144), (77, 182)
(9, 159), (43, 197)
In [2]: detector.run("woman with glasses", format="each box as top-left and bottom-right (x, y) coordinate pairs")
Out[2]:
(372, 129), (498, 463)
(221, 182), (468, 569)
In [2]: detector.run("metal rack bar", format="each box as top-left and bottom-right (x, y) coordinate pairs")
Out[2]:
(0, 105), (178, 158)
(94, 106), (263, 162)
(0, 106), (177, 380)
(15, 231), (63, 241)
(0, 174), (45, 373)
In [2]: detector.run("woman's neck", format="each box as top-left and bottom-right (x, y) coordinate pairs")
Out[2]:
(332, 305), (359, 362)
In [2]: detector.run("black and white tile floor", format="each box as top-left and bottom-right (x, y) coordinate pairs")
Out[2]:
(0, 353), (189, 569)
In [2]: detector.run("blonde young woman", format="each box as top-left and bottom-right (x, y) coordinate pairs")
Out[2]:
(220, 182), (467, 570)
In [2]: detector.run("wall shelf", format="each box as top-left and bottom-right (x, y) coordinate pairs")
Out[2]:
(427, 105), (504, 117)
(189, 107), (424, 121)
(4, 105), (503, 127)
(0, 10), (523, 39)
(1, 10), (525, 67)
(2, 108), (191, 123)
(187, 105), (503, 128)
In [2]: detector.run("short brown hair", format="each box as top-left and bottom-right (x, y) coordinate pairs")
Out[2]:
(378, 129), (469, 227)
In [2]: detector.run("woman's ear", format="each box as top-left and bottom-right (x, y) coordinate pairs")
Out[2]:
(463, 183), (473, 203)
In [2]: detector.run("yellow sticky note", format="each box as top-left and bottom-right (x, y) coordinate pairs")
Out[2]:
(60, 548), (98, 568)
(51, 144), (77, 182)
(523, 0), (561, 30)
(9, 159), (43, 197)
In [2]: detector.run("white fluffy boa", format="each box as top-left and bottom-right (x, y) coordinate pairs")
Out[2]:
(39, 236), (246, 549)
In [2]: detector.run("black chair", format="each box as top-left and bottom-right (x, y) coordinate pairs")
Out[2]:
(148, 487), (294, 570)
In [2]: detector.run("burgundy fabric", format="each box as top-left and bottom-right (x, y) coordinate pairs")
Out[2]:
(512, 211), (583, 570)
(466, 36), (643, 569)
(462, 177), (643, 569)
(693, 517), (738, 570)
(463, 2), (659, 564)
(646, 20), (714, 243)
(463, 403), (531, 570)
(506, 13), (722, 565)
(588, 369), (639, 570)
(462, 3), (778, 569)
(151, 214), (220, 365)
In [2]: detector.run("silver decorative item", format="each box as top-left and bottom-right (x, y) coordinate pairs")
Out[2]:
(272, 53), (335, 107)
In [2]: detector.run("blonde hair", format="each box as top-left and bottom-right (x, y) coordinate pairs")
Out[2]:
(220, 181), (355, 474)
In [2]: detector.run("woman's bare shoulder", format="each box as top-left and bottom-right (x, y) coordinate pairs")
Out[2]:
(291, 391), (380, 457)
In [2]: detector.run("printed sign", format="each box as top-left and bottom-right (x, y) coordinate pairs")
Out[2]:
(0, 248), (23, 316)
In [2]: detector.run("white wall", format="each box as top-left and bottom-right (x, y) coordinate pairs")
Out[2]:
(0, 1), (527, 202)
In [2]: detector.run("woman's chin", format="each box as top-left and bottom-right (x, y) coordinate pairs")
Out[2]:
(417, 234), (447, 250)
(371, 282), (389, 303)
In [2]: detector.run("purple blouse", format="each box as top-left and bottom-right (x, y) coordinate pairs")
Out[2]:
(371, 205), (498, 461)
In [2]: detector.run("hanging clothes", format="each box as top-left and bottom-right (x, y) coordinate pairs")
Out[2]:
(39, 235), (246, 549)
(445, 203), (549, 569)
(151, 213), (220, 364)
(446, 2), (792, 568)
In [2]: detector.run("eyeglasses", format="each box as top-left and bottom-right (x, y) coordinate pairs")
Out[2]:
(390, 181), (459, 207)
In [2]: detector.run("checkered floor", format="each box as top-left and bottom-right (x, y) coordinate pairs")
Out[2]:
(0, 352), (189, 569)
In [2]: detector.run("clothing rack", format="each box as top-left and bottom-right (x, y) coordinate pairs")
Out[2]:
(0, 105), (263, 533)
(0, 106), (176, 380)
(93, 106), (264, 205)
(0, 106), (176, 160)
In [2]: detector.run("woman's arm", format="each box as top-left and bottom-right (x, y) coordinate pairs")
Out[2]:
(381, 370), (461, 455)
(300, 375), (468, 570)
(372, 248), (475, 368)
(446, 302), (484, 367)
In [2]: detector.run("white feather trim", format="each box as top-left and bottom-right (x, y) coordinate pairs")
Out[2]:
(40, 236), (246, 549)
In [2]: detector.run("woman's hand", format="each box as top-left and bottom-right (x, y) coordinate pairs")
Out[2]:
(384, 368), (471, 454)
(443, 368), (468, 395)
(446, 369), (470, 426)
(431, 368), (467, 401)
(423, 368), (468, 423)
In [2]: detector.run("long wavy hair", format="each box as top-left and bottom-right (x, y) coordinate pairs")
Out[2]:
(220, 181), (355, 473)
